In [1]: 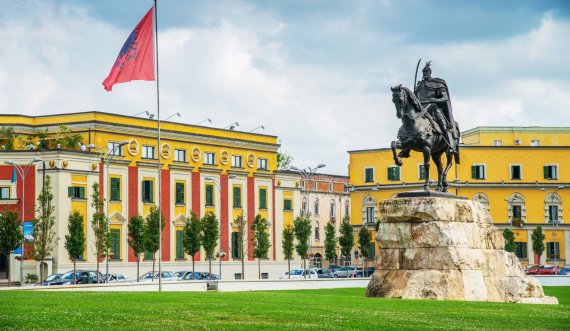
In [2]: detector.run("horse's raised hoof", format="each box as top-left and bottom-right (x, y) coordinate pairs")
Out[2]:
(441, 187), (448, 193)
(436, 186), (442, 192)
(395, 159), (403, 167)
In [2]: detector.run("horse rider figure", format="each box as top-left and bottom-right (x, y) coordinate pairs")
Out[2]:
(415, 61), (456, 154)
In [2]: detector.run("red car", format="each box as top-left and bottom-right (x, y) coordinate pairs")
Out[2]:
(525, 265), (559, 275)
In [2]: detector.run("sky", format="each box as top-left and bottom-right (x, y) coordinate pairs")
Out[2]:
(1, 0), (569, 175)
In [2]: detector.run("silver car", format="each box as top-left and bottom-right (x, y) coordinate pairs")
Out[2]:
(332, 266), (357, 278)
(139, 271), (178, 282)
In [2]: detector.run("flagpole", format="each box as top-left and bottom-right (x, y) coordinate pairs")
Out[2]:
(154, 0), (162, 293)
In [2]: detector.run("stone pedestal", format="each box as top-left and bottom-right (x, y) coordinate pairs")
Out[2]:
(366, 197), (557, 304)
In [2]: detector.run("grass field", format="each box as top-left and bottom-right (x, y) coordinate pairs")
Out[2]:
(0, 287), (569, 330)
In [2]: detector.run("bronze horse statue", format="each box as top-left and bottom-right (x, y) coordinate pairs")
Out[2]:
(390, 85), (460, 192)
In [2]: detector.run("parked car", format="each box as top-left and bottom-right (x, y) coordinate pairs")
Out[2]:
(34, 274), (62, 286)
(105, 273), (127, 282)
(558, 267), (570, 275)
(139, 271), (178, 282)
(329, 266), (343, 274)
(525, 265), (559, 275)
(314, 268), (333, 278)
(355, 267), (375, 278)
(332, 266), (357, 278)
(175, 271), (193, 279)
(279, 269), (318, 279)
(180, 272), (219, 280)
(50, 270), (104, 285)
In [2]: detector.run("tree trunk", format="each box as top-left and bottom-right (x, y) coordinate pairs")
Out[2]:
(96, 242), (100, 284)
(6, 257), (10, 287)
(288, 258), (291, 279)
(136, 254), (140, 282)
(258, 258), (261, 279)
(40, 257), (45, 284)
(208, 256), (212, 280)
(152, 253), (156, 282)
(73, 259), (77, 284)
(241, 254), (245, 280)
(191, 255), (195, 276)
(303, 257), (306, 279)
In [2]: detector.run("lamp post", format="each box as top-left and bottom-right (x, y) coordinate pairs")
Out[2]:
(87, 141), (128, 282)
(204, 175), (236, 280)
(5, 158), (42, 286)
(195, 118), (212, 126)
(540, 185), (564, 275)
(165, 112), (180, 121)
(290, 164), (325, 278)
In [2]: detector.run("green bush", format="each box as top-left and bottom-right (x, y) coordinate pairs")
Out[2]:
(25, 273), (38, 284)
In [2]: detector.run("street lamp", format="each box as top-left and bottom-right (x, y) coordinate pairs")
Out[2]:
(195, 118), (212, 126)
(5, 158), (43, 286)
(249, 125), (265, 133)
(165, 112), (180, 121)
(540, 186), (564, 274)
(87, 141), (128, 281)
(224, 122), (239, 130)
(290, 163), (325, 278)
(204, 174), (236, 280)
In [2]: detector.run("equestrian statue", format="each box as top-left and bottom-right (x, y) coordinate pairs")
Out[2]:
(390, 61), (460, 192)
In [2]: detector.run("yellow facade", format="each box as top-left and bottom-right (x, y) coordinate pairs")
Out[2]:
(349, 127), (570, 267)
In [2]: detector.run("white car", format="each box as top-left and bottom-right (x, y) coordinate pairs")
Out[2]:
(280, 269), (318, 279)
(139, 271), (178, 282)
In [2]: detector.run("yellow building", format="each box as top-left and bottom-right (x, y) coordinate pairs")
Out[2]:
(349, 126), (570, 268)
(0, 111), (287, 281)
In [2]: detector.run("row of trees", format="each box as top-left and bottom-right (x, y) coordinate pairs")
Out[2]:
(503, 226), (548, 268)
(0, 124), (82, 151)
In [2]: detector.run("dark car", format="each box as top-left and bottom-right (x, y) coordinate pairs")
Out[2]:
(181, 272), (219, 280)
(355, 267), (375, 278)
(50, 270), (104, 285)
(34, 274), (62, 286)
(315, 268), (333, 278)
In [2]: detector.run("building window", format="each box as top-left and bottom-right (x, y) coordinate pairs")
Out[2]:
(68, 186), (86, 199)
(471, 165), (485, 180)
(110, 177), (121, 201)
(512, 205), (522, 219)
(231, 232), (242, 259)
(233, 186), (242, 208)
(544, 165), (558, 180)
(142, 180), (154, 203)
(366, 207), (374, 224)
(108, 142), (123, 156)
(313, 253), (322, 268)
(345, 201), (349, 218)
(205, 184), (214, 206)
(0, 187), (10, 200)
(175, 182), (185, 205)
(548, 205), (559, 222)
(204, 152), (215, 165)
(531, 140), (540, 147)
(301, 197), (307, 214)
(258, 158), (268, 170)
(176, 230), (184, 259)
(144, 250), (153, 260)
(314, 198), (319, 216)
(510, 165), (522, 180)
(364, 168), (374, 183)
(110, 229), (121, 260)
(330, 201), (336, 219)
(259, 188), (267, 210)
(387, 166), (400, 181)
(418, 164), (426, 180)
(515, 242), (527, 259)
(174, 149), (187, 162)
(283, 199), (292, 211)
(142, 145), (156, 159)
(314, 222), (320, 241)
(493, 140), (502, 146)
(232, 155), (243, 168)
(547, 242), (560, 259)
(367, 242), (375, 260)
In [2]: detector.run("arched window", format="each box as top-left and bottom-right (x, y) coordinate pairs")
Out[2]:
(507, 193), (526, 225)
(313, 253), (322, 268)
(473, 193), (490, 212)
(344, 200), (350, 219)
(314, 198), (319, 216)
(362, 195), (377, 224)
(545, 192), (562, 223)
(330, 199), (336, 219)
(301, 197), (307, 215)
(314, 221), (320, 241)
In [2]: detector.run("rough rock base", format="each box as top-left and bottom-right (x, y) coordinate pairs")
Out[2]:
(366, 197), (557, 304)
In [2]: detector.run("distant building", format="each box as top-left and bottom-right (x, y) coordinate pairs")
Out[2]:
(349, 126), (570, 268)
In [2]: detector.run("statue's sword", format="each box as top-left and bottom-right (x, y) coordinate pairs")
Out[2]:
(413, 58), (421, 93)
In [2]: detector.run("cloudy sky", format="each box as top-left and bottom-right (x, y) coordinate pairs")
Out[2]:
(1, 0), (569, 174)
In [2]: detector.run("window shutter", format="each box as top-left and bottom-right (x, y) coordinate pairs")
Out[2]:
(142, 181), (146, 202)
(387, 168), (392, 181)
(471, 166), (477, 179)
(68, 186), (73, 198)
(79, 187), (85, 199)
(395, 167), (400, 180)
(176, 230), (184, 259)
(544, 166), (549, 179)
(259, 189), (267, 209)
(149, 181), (154, 202)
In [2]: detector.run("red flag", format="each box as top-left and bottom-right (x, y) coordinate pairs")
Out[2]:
(102, 6), (155, 91)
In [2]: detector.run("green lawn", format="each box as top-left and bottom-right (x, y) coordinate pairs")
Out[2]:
(0, 287), (568, 330)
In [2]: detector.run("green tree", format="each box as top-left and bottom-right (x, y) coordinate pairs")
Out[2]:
(232, 213), (247, 279)
(276, 151), (293, 170)
(144, 206), (165, 281)
(128, 215), (145, 282)
(293, 215), (311, 276)
(183, 212), (202, 276)
(0, 210), (22, 286)
(358, 226), (372, 270)
(201, 212), (219, 280)
(282, 224), (295, 279)
(32, 175), (58, 282)
(91, 183), (108, 281)
(324, 222), (337, 265)
(531, 226), (546, 268)
(0, 126), (16, 150)
(251, 214), (271, 279)
(338, 216), (354, 265)
(65, 210), (85, 284)
(503, 228), (516, 253)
